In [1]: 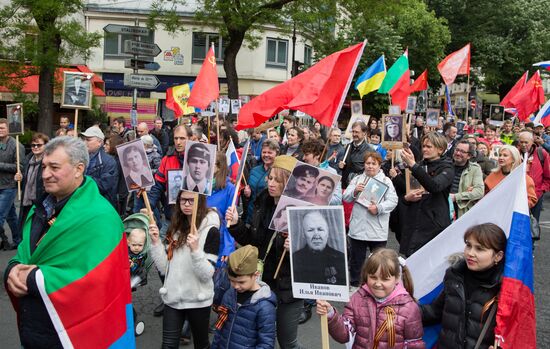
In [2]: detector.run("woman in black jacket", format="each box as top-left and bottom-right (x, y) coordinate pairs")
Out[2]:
(226, 155), (303, 349)
(395, 131), (454, 257)
(421, 223), (506, 349)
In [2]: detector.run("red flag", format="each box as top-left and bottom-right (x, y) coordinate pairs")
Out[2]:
(437, 43), (470, 85)
(509, 71), (545, 121)
(410, 69), (428, 92)
(236, 42), (366, 130)
(501, 71), (528, 108)
(390, 71), (411, 111)
(187, 46), (219, 109)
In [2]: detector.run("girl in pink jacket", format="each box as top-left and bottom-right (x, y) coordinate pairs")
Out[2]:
(317, 249), (425, 349)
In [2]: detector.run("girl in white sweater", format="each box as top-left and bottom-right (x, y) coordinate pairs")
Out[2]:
(150, 190), (220, 349)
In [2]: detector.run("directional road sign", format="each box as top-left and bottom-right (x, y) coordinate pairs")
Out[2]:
(124, 59), (161, 71)
(124, 40), (161, 57)
(124, 74), (161, 89)
(103, 24), (150, 36)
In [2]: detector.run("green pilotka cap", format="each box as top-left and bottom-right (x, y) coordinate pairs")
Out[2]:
(228, 245), (259, 275)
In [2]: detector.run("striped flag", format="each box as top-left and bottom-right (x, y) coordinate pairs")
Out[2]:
(533, 99), (550, 127)
(225, 139), (239, 178)
(354, 55), (386, 98)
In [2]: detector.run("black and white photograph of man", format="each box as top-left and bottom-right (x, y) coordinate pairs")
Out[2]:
(426, 108), (440, 127)
(181, 141), (216, 196)
(6, 103), (23, 135)
(382, 115), (404, 143)
(116, 139), (154, 192)
(62, 72), (92, 108)
(289, 206), (348, 288)
(283, 163), (320, 200)
(168, 170), (183, 204)
(351, 100), (362, 116)
(405, 96), (417, 114)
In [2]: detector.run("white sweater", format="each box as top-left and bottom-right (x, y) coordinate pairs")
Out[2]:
(150, 210), (220, 309)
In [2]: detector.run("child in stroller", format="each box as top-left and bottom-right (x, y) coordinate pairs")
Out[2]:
(124, 213), (153, 336)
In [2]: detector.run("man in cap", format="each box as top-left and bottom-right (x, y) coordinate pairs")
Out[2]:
(284, 164), (319, 200)
(81, 125), (118, 208)
(183, 142), (213, 195)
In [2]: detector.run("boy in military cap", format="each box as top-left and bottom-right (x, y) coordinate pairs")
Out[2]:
(183, 142), (213, 195)
(211, 245), (277, 349)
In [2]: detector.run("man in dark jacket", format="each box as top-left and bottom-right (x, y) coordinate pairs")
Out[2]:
(112, 116), (136, 143)
(339, 121), (374, 188)
(150, 117), (170, 155)
(324, 128), (345, 174)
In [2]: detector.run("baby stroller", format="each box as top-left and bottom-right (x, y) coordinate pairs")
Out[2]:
(123, 213), (154, 336)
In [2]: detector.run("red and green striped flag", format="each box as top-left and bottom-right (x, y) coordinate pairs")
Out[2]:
(378, 49), (411, 111)
(8, 178), (135, 348)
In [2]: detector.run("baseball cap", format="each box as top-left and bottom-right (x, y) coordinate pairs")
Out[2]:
(80, 126), (105, 140)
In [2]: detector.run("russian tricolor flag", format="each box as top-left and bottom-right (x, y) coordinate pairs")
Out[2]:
(408, 161), (536, 348)
(533, 60), (550, 71)
(225, 139), (239, 178)
(533, 99), (550, 127)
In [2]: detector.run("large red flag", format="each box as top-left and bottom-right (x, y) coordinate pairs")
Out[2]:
(410, 69), (428, 92)
(509, 71), (545, 121)
(187, 46), (219, 109)
(390, 70), (411, 111)
(501, 71), (528, 108)
(438, 43), (470, 85)
(235, 41), (366, 130)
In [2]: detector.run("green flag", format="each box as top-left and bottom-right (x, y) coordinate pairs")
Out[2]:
(378, 51), (409, 94)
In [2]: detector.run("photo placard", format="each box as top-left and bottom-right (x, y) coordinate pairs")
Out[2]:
(405, 96), (417, 114)
(167, 169), (183, 204)
(489, 104), (505, 126)
(282, 161), (341, 205)
(181, 141), (217, 196)
(344, 114), (370, 140)
(426, 108), (440, 127)
(351, 100), (363, 116)
(405, 168), (425, 195)
(61, 71), (93, 109)
(381, 114), (406, 150)
(269, 195), (313, 232)
(116, 139), (155, 192)
(6, 103), (24, 135)
(356, 177), (389, 207)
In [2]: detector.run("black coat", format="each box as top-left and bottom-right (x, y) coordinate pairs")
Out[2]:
(342, 141), (374, 188)
(396, 157), (454, 257)
(421, 260), (502, 349)
(229, 190), (295, 303)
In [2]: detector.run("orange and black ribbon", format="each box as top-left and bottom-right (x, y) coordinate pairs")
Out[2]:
(215, 305), (230, 330)
(373, 306), (396, 349)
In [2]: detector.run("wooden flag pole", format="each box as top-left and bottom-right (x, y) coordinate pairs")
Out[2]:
(391, 149), (395, 168)
(190, 192), (199, 233)
(74, 109), (79, 137)
(320, 313), (330, 349)
(464, 73), (471, 120)
(227, 167), (246, 228)
(15, 135), (21, 200)
(242, 175), (248, 187)
(273, 249), (286, 279)
(341, 143), (351, 165)
(216, 100), (221, 150)
(142, 191), (156, 225)
(207, 114), (211, 143)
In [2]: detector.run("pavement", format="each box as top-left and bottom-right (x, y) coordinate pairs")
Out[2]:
(1, 197), (550, 348)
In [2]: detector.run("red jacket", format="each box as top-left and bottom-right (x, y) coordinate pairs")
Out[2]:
(328, 283), (425, 349)
(527, 146), (550, 198)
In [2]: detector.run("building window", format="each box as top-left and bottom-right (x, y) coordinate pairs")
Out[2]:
(304, 45), (312, 67)
(103, 31), (155, 58)
(192, 32), (225, 63)
(266, 38), (288, 68)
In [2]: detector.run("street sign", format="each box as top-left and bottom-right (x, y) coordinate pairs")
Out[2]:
(123, 40), (161, 57)
(103, 24), (150, 36)
(470, 99), (477, 109)
(124, 59), (161, 71)
(123, 74), (161, 89)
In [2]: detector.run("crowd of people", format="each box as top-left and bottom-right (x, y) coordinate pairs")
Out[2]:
(1, 110), (547, 348)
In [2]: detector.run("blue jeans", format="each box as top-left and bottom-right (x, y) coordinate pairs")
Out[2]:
(0, 188), (17, 240)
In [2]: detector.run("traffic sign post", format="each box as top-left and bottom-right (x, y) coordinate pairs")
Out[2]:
(124, 74), (161, 89)
(123, 40), (161, 57)
(470, 99), (477, 118)
(124, 59), (161, 71)
(103, 24), (150, 36)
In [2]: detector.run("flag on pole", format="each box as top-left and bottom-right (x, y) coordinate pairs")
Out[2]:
(437, 43), (471, 86)
(225, 139), (239, 177)
(509, 70), (545, 121)
(501, 72), (528, 109)
(533, 99), (550, 127)
(408, 161), (535, 348)
(166, 82), (197, 117)
(235, 41), (366, 130)
(378, 50), (410, 110)
(354, 55), (386, 98)
(533, 60), (550, 71)
(444, 85), (454, 117)
(410, 69), (428, 93)
(187, 45), (219, 110)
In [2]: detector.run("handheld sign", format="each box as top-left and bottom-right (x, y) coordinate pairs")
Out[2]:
(116, 139), (155, 193)
(6, 103), (24, 135)
(181, 141), (217, 196)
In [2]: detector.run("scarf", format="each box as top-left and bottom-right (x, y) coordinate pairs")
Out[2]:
(23, 156), (41, 206)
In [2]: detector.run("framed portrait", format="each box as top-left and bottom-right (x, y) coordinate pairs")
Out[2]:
(6, 103), (24, 135)
(489, 104), (505, 126)
(490, 145), (502, 160)
(116, 139), (155, 192)
(282, 161), (341, 205)
(381, 114), (406, 149)
(181, 140), (217, 196)
(288, 206), (349, 302)
(269, 195), (313, 232)
(344, 114), (370, 140)
(356, 177), (389, 207)
(416, 90), (427, 113)
(61, 71), (93, 109)
(219, 97), (230, 113)
(230, 99), (242, 115)
(351, 100), (363, 116)
(405, 168), (425, 195)
(167, 169), (184, 204)
(426, 108), (440, 127)
(388, 105), (401, 115)
(456, 121), (466, 134)
(405, 96), (417, 114)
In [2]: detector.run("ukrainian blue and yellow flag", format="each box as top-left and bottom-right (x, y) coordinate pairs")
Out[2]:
(355, 55), (386, 98)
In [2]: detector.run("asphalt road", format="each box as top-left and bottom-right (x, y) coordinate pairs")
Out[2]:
(1, 197), (549, 348)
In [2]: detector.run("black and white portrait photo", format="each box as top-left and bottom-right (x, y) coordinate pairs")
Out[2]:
(416, 90), (427, 113)
(61, 72), (93, 109)
(388, 105), (401, 115)
(230, 99), (241, 115)
(405, 96), (417, 114)
(357, 177), (389, 207)
(219, 97), (230, 114)
(288, 206), (349, 302)
(282, 161), (341, 205)
(489, 104), (505, 126)
(168, 170), (184, 204)
(181, 141), (217, 196)
(351, 100), (362, 116)
(426, 108), (440, 127)
(116, 139), (155, 192)
(382, 114), (405, 149)
(6, 103), (23, 135)
(405, 168), (425, 195)
(269, 195), (312, 232)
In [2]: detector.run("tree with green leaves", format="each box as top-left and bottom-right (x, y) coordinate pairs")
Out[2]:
(0, 0), (101, 135)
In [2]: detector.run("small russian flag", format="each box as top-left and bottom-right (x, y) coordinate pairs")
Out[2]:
(225, 139), (239, 177)
(533, 99), (550, 127)
(533, 60), (550, 71)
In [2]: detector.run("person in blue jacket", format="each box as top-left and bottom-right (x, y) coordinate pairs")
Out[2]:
(212, 245), (277, 349)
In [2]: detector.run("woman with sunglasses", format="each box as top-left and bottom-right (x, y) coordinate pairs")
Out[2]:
(149, 190), (220, 348)
(13, 133), (49, 248)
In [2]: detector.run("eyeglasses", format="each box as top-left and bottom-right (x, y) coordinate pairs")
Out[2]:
(31, 143), (44, 148)
(180, 198), (195, 206)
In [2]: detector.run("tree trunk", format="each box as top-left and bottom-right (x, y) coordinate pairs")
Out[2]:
(223, 31), (246, 100)
(37, 64), (55, 136)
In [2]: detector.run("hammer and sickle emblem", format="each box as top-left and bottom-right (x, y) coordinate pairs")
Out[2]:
(208, 56), (216, 67)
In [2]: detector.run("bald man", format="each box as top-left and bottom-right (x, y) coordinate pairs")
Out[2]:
(136, 122), (163, 156)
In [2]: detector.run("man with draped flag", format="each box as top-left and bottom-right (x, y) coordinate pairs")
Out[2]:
(4, 136), (135, 349)
(188, 44), (219, 110)
(410, 69), (428, 93)
(437, 43), (471, 86)
(235, 41), (366, 130)
(509, 71), (545, 121)
(355, 55), (386, 98)
(501, 72), (528, 109)
(378, 49), (410, 110)
(166, 81), (197, 117)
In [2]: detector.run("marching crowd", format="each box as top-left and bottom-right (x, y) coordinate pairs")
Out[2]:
(1, 111), (547, 349)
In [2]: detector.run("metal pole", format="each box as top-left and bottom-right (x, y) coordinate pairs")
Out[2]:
(132, 18), (139, 124)
(291, 22), (297, 77)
